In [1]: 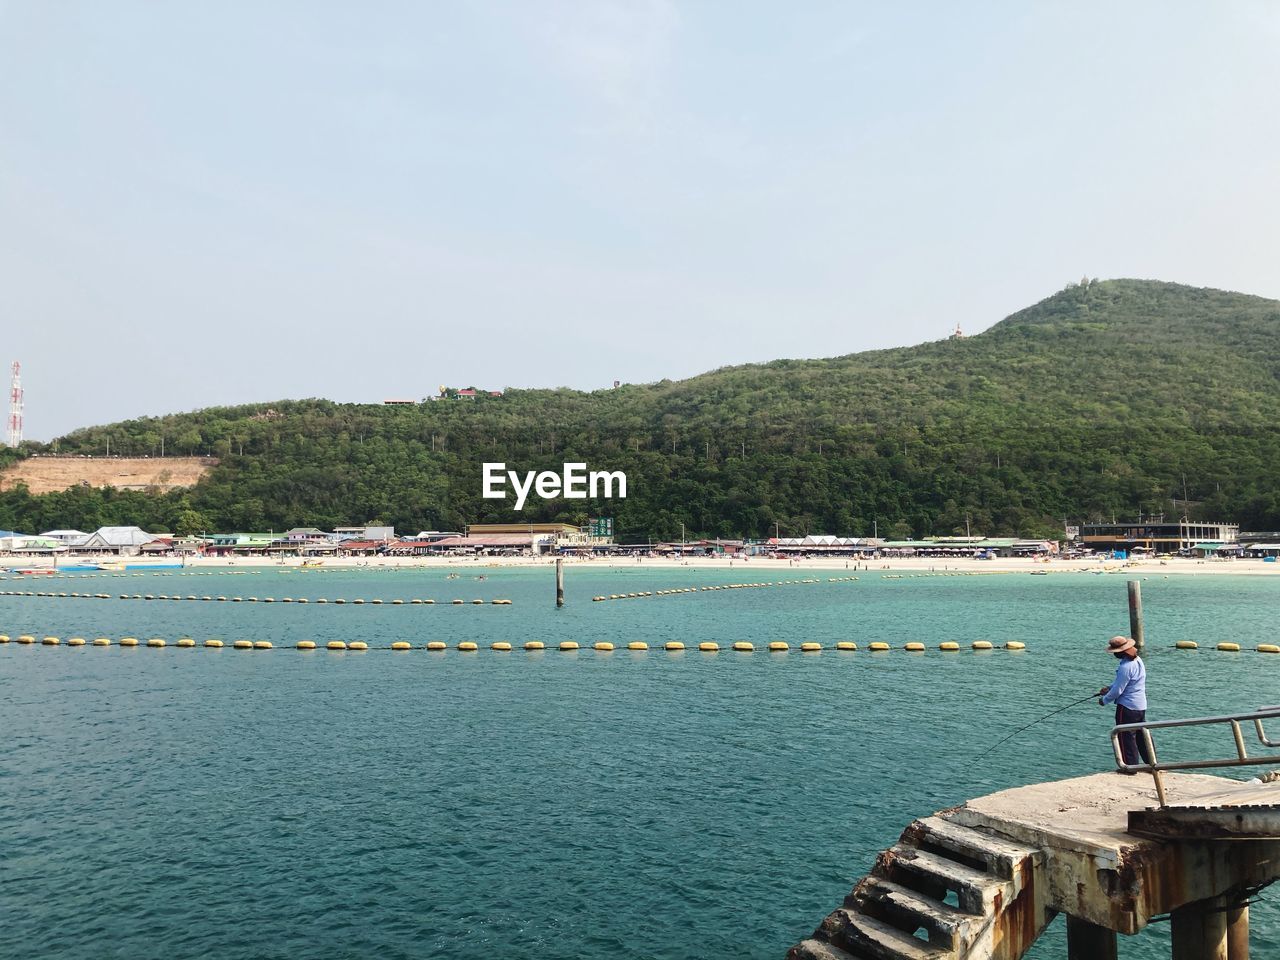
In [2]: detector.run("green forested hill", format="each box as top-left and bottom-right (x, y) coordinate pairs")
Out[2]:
(5, 279), (1280, 540)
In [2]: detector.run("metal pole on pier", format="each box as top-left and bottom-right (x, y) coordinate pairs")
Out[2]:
(555, 557), (564, 608)
(1128, 580), (1145, 650)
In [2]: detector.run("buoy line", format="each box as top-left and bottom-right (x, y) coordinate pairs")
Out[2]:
(591, 577), (861, 602)
(0, 635), (1037, 654)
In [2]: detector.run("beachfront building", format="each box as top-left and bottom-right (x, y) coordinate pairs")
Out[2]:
(68, 526), (158, 556)
(204, 533), (276, 556)
(334, 525), (395, 543)
(0, 533), (65, 555)
(766, 536), (878, 556)
(877, 537), (1054, 558)
(1079, 520), (1239, 555)
(41, 529), (90, 546)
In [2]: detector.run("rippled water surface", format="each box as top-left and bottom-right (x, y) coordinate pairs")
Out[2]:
(4, 565), (1280, 958)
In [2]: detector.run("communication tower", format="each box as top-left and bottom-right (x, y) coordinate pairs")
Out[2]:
(7, 361), (22, 448)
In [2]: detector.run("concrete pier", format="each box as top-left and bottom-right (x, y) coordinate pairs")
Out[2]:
(789, 772), (1280, 960)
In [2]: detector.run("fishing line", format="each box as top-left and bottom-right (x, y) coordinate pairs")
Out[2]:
(974, 693), (1100, 762)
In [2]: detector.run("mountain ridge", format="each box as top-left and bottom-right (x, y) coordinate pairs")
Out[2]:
(3, 278), (1279, 540)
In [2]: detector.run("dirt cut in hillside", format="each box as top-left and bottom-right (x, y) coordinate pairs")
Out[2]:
(0, 456), (216, 494)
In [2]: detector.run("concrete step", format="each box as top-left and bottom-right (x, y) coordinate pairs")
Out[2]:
(908, 816), (1038, 882)
(787, 938), (867, 960)
(881, 845), (1007, 915)
(852, 876), (976, 952)
(821, 908), (954, 960)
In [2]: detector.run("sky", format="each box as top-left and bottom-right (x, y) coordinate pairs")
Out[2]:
(2, 1), (1279, 440)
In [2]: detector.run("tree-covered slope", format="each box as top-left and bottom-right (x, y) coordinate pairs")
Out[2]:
(5, 279), (1280, 540)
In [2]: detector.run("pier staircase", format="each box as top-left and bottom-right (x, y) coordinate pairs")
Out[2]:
(790, 814), (1046, 960)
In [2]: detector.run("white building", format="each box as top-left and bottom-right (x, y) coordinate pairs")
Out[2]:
(70, 526), (157, 556)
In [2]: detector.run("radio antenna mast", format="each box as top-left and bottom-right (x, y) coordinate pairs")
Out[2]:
(7, 361), (23, 448)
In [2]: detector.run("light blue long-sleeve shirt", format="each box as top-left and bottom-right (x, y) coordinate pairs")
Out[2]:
(1101, 656), (1147, 710)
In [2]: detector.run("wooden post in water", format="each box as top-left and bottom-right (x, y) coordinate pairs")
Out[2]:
(1128, 579), (1145, 651)
(555, 558), (564, 608)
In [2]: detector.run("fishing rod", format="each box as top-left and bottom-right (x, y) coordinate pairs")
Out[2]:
(974, 693), (1101, 762)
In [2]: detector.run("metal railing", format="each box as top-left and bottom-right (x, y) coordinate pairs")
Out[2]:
(1111, 706), (1280, 807)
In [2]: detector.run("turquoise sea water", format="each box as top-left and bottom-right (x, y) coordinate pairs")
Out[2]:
(3, 565), (1280, 959)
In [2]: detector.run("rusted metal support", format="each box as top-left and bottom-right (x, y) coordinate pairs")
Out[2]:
(1128, 579), (1145, 650)
(555, 558), (564, 608)
(1066, 916), (1117, 960)
(1171, 894), (1229, 960)
(1226, 904), (1249, 960)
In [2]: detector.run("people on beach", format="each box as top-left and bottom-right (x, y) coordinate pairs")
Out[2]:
(1098, 635), (1150, 771)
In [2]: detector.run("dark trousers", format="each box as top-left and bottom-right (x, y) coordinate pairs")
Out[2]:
(1116, 705), (1153, 767)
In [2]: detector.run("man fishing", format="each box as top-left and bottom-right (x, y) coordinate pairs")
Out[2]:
(1099, 635), (1151, 771)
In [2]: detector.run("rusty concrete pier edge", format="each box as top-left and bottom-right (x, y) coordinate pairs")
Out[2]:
(788, 772), (1275, 960)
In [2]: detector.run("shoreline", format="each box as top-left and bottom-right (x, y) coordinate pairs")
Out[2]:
(8, 554), (1279, 576)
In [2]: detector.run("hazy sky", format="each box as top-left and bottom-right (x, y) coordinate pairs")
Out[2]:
(3, 2), (1279, 439)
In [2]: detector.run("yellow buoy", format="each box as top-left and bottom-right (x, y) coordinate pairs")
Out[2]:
(348, 641), (367, 651)
(835, 641), (857, 651)
(559, 641), (580, 651)
(939, 642), (961, 652)
(146, 638), (166, 648)
(204, 639), (224, 648)
(868, 642), (891, 652)
(68, 637), (86, 646)
(732, 641), (754, 652)
(392, 599), (403, 605)
(254, 640), (273, 650)
(1258, 644), (1280, 654)
(42, 636), (61, 645)
(297, 640), (317, 650)
(472, 599), (484, 605)
(119, 637), (139, 647)
(699, 642), (719, 652)
(426, 641), (447, 651)
(594, 642), (614, 652)
(904, 642), (926, 652)
(972, 641), (994, 650)
(326, 641), (347, 651)
(233, 640), (253, 650)
(524, 641), (545, 650)
(768, 641), (790, 652)
(391, 641), (412, 651)
(458, 641), (478, 652)
(1218, 642), (1241, 652)
(491, 642), (513, 651)
(1005, 641), (1026, 651)
(16, 635), (34, 644)
(665, 641), (685, 651)
(176, 638), (195, 648)
(353, 599), (364, 605)
(800, 642), (822, 652)
(627, 641), (649, 651)
(452, 599), (464, 605)
(93, 638), (111, 646)
(1175, 640), (1198, 650)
